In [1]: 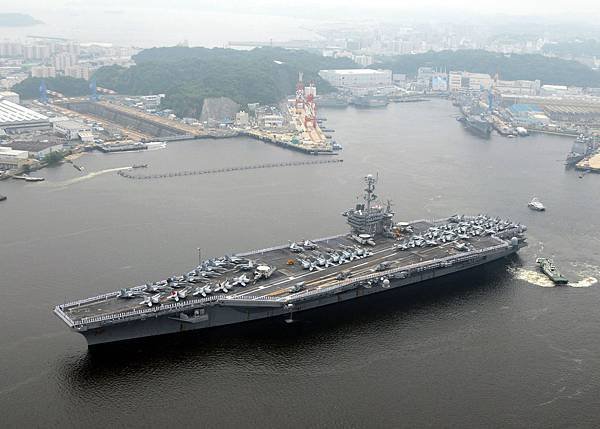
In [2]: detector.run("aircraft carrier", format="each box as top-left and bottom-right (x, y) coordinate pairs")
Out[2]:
(54, 175), (527, 346)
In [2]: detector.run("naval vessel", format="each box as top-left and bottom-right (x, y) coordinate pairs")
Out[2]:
(54, 175), (527, 346)
(457, 114), (493, 138)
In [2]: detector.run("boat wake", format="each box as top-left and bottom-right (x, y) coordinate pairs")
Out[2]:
(54, 166), (131, 186)
(508, 267), (555, 287)
(569, 277), (598, 288)
(509, 267), (597, 288)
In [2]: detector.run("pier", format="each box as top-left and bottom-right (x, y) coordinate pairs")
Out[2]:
(117, 159), (343, 180)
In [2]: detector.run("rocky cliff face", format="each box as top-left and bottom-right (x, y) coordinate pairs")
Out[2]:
(199, 97), (240, 123)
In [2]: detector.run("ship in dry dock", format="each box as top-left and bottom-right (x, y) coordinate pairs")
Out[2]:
(54, 175), (528, 346)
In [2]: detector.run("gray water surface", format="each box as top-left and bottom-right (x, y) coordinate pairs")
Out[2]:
(1, 99), (599, 427)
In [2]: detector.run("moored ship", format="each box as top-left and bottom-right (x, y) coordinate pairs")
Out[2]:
(351, 95), (389, 108)
(458, 114), (493, 137)
(54, 175), (527, 346)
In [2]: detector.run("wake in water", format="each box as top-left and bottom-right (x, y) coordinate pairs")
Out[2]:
(508, 267), (555, 287)
(53, 166), (131, 186)
(508, 267), (598, 288)
(146, 142), (167, 151)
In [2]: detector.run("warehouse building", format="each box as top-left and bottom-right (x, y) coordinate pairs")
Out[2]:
(0, 100), (51, 134)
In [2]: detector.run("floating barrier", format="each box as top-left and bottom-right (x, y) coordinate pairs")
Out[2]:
(117, 159), (343, 180)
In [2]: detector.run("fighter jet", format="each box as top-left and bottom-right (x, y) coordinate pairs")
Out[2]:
(232, 274), (250, 287)
(298, 258), (312, 270)
(192, 285), (208, 297)
(139, 293), (162, 307)
(373, 261), (394, 272)
(300, 240), (318, 250)
(336, 270), (353, 280)
(455, 242), (471, 252)
(289, 282), (305, 293)
(213, 281), (232, 293)
(236, 260), (256, 271)
(143, 283), (169, 293)
(118, 288), (143, 299)
(167, 289), (187, 302)
(288, 241), (305, 253)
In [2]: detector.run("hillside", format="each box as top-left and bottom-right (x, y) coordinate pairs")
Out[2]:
(375, 50), (600, 87)
(94, 47), (358, 118)
(12, 76), (90, 99)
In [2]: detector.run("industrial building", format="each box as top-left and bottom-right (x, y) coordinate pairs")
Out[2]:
(7, 140), (64, 160)
(507, 104), (550, 126)
(449, 71), (493, 92)
(494, 79), (540, 96)
(0, 100), (51, 134)
(0, 91), (20, 104)
(318, 69), (393, 89)
(53, 119), (91, 140)
(0, 146), (29, 170)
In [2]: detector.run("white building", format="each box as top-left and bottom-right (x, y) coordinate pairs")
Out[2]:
(235, 111), (249, 127)
(352, 55), (374, 67)
(495, 79), (541, 96)
(52, 52), (77, 72)
(448, 71), (493, 92)
(261, 114), (284, 128)
(0, 91), (20, 104)
(0, 100), (50, 133)
(31, 66), (56, 78)
(53, 119), (91, 140)
(0, 146), (28, 170)
(318, 69), (393, 89)
(64, 65), (90, 80)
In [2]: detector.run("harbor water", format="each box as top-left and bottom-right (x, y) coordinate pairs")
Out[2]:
(1, 99), (599, 427)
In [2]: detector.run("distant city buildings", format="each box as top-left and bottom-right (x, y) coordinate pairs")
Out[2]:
(31, 65), (56, 78)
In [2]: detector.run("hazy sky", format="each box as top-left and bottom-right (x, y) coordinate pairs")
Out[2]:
(5, 0), (600, 18)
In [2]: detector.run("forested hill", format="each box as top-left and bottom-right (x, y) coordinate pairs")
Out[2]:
(94, 47), (358, 118)
(375, 50), (600, 87)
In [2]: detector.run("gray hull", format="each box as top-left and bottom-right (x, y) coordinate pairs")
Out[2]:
(81, 245), (517, 345)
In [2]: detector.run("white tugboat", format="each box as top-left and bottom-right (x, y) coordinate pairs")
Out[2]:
(528, 197), (545, 211)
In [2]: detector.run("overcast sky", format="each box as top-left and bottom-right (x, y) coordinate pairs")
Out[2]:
(4, 0), (600, 18)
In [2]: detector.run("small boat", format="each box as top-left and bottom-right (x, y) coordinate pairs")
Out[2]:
(528, 197), (545, 211)
(132, 164), (148, 169)
(13, 174), (45, 182)
(536, 258), (568, 284)
(0, 194), (6, 201)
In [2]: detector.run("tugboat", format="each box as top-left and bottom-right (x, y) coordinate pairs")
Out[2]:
(528, 197), (545, 211)
(536, 258), (568, 284)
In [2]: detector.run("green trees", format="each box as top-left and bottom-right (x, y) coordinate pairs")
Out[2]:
(375, 50), (600, 87)
(43, 151), (65, 166)
(93, 47), (358, 118)
(13, 76), (90, 99)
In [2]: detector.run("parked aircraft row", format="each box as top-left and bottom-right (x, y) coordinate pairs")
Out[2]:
(297, 245), (373, 271)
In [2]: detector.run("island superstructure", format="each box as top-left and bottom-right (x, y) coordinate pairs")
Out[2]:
(54, 175), (527, 346)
